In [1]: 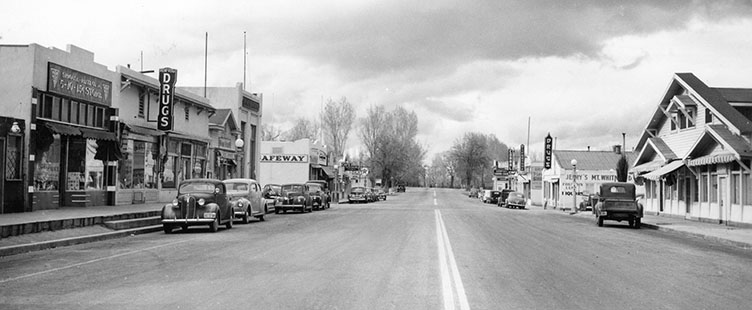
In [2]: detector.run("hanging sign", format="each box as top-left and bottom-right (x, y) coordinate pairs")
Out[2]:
(519, 144), (526, 172)
(508, 149), (514, 171)
(158, 68), (177, 131)
(544, 133), (553, 169)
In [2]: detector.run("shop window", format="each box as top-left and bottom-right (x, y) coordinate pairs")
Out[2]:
(61, 99), (70, 122)
(692, 177), (699, 202)
(67, 138), (103, 191)
(138, 90), (146, 118)
(731, 174), (740, 205)
(52, 97), (61, 121)
(5, 135), (22, 180)
(34, 134), (61, 191)
(162, 156), (177, 188)
(118, 140), (134, 189)
(70, 101), (79, 124)
(87, 105), (95, 127)
(79, 103), (87, 126)
(700, 174), (708, 202)
(129, 141), (158, 189)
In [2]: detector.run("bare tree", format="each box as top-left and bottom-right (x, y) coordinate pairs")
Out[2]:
(320, 97), (355, 162)
(285, 118), (320, 141)
(261, 123), (283, 141)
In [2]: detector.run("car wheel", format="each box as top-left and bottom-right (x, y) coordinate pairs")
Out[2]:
(242, 208), (250, 224)
(300, 204), (306, 213)
(634, 218), (641, 229)
(597, 216), (604, 227)
(209, 215), (219, 232)
(258, 215), (265, 222)
(163, 225), (173, 234)
(628, 219), (634, 228)
(265, 206), (269, 214)
(226, 213), (233, 229)
(275, 207), (280, 214)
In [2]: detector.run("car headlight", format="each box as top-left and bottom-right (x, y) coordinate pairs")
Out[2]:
(172, 199), (178, 206)
(198, 198), (206, 206)
(237, 202), (243, 208)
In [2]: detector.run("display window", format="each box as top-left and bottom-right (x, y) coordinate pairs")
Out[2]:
(119, 139), (158, 189)
(34, 134), (62, 191)
(67, 138), (103, 191)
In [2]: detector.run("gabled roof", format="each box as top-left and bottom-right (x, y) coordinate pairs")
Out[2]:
(208, 108), (237, 131)
(117, 66), (215, 112)
(554, 150), (637, 171)
(636, 73), (752, 151)
(687, 124), (752, 159)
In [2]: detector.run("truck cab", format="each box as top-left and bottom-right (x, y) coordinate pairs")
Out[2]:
(592, 182), (643, 228)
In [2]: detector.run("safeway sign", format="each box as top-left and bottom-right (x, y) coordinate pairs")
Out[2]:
(158, 68), (177, 131)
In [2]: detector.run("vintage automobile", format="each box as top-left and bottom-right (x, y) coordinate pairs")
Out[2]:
(275, 183), (313, 213)
(161, 179), (234, 233)
(468, 188), (480, 198)
(481, 190), (501, 204)
(307, 183), (329, 210)
(348, 186), (368, 203)
(223, 178), (266, 223)
(593, 182), (643, 228)
(305, 180), (331, 209)
(262, 184), (281, 213)
(504, 191), (526, 209)
(376, 188), (387, 201)
(396, 184), (406, 192)
(496, 189), (515, 207)
(579, 192), (596, 211)
(365, 187), (378, 202)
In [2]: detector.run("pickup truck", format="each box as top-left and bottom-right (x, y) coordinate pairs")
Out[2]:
(592, 182), (643, 228)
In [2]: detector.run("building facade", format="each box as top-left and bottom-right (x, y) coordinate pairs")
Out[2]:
(258, 139), (333, 187)
(632, 73), (752, 226)
(542, 148), (637, 210)
(115, 66), (216, 204)
(0, 44), (122, 212)
(182, 84), (262, 181)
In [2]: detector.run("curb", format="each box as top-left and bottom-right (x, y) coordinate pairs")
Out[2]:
(0, 225), (162, 257)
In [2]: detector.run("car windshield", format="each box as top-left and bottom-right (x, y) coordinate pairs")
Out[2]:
(352, 187), (365, 193)
(179, 182), (216, 194)
(510, 193), (524, 199)
(309, 184), (321, 192)
(225, 182), (249, 193)
(282, 184), (305, 194)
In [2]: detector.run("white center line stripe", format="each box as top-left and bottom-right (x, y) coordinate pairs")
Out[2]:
(435, 209), (470, 310)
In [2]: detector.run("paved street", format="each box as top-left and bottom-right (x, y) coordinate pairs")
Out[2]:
(1, 188), (751, 309)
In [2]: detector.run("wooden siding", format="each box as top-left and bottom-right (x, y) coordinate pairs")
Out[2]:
(660, 127), (703, 159)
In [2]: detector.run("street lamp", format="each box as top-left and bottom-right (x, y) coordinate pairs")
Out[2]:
(571, 158), (578, 214)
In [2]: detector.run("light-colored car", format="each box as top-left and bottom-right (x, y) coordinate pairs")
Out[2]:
(504, 192), (526, 209)
(348, 187), (368, 203)
(223, 178), (266, 223)
(262, 184), (281, 213)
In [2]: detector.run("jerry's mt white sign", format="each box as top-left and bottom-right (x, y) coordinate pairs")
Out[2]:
(260, 154), (309, 163)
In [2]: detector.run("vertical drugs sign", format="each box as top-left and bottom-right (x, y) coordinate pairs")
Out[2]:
(158, 68), (177, 131)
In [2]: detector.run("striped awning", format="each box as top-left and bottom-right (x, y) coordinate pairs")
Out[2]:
(631, 160), (663, 174)
(643, 160), (684, 181)
(687, 153), (737, 167)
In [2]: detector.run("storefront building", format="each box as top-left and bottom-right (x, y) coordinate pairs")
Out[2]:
(542, 147), (637, 210)
(258, 138), (332, 187)
(0, 44), (121, 212)
(182, 84), (262, 180)
(115, 66), (215, 203)
(208, 109), (241, 180)
(632, 73), (752, 226)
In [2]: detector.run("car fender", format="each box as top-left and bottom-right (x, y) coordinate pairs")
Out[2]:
(161, 205), (175, 219)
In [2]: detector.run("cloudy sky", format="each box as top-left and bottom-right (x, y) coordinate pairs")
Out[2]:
(3, 0), (752, 161)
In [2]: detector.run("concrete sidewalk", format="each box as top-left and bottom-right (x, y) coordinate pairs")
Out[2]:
(531, 203), (752, 249)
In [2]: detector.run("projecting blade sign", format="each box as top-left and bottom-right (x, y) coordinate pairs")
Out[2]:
(158, 68), (177, 131)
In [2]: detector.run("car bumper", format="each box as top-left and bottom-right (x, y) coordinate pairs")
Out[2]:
(162, 218), (215, 225)
(276, 204), (306, 210)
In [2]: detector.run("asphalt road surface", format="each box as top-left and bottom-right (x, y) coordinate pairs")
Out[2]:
(1, 188), (751, 309)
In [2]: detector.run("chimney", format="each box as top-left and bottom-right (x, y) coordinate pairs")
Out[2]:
(613, 145), (622, 154)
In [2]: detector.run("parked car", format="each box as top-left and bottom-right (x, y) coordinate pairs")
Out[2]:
(481, 190), (501, 204)
(468, 188), (480, 198)
(376, 188), (387, 201)
(579, 192), (596, 211)
(366, 187), (378, 202)
(275, 183), (313, 213)
(223, 178), (266, 223)
(261, 184), (281, 213)
(161, 179), (234, 233)
(305, 180), (331, 209)
(396, 184), (406, 192)
(348, 187), (368, 203)
(496, 189), (515, 207)
(307, 183), (330, 210)
(504, 191), (526, 209)
(593, 182), (643, 228)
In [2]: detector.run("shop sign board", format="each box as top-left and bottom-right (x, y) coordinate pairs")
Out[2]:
(519, 144), (525, 172)
(544, 133), (553, 169)
(47, 63), (112, 106)
(260, 154), (309, 163)
(157, 68), (177, 131)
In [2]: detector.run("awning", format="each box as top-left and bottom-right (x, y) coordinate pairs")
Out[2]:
(94, 140), (124, 161)
(631, 160), (663, 174)
(79, 127), (117, 141)
(45, 122), (81, 136)
(643, 160), (684, 180)
(124, 124), (164, 137)
(516, 174), (529, 183)
(216, 149), (236, 159)
(321, 166), (336, 179)
(687, 153), (737, 167)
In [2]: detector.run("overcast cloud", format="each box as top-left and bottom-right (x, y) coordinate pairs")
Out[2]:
(3, 0), (752, 161)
